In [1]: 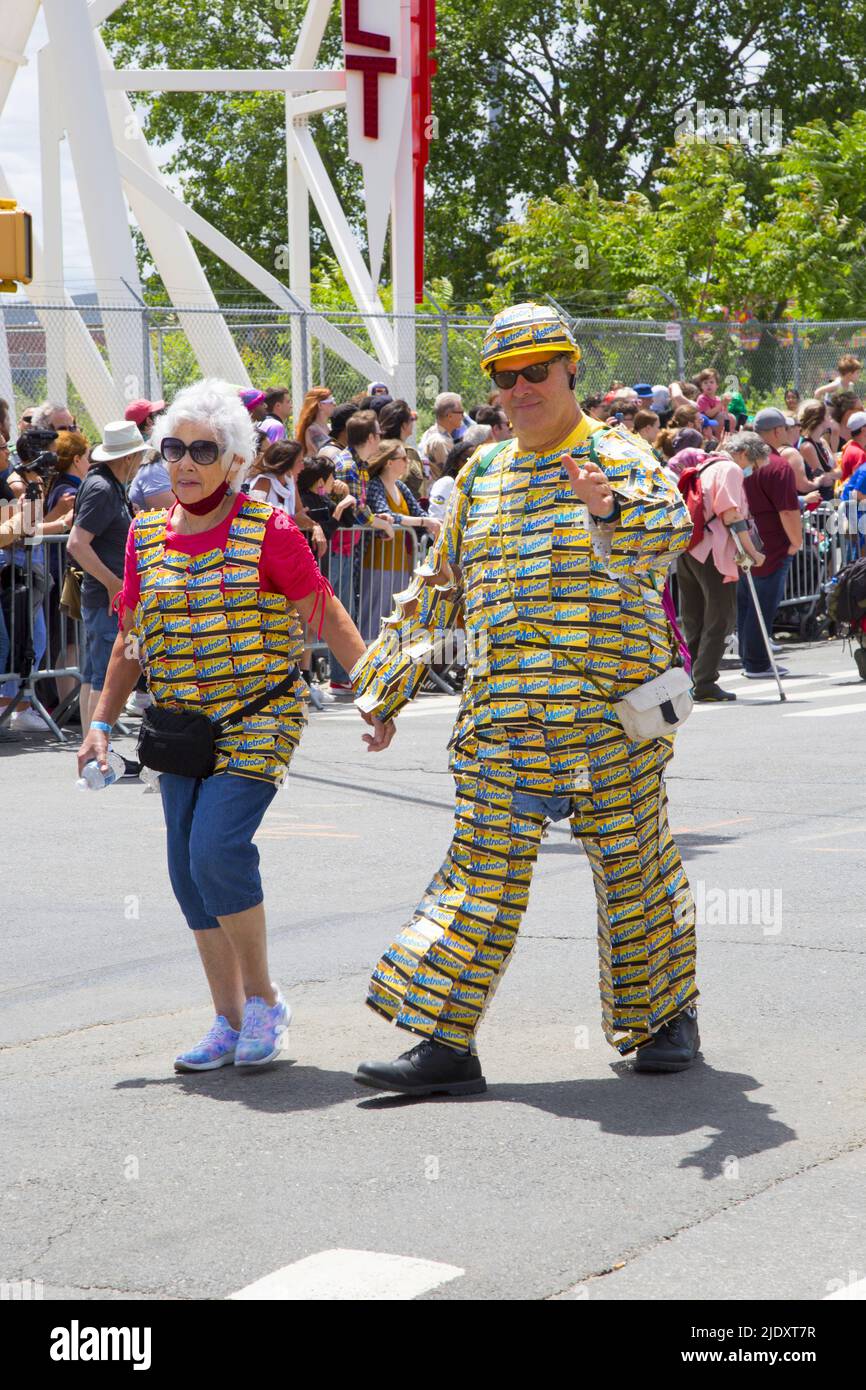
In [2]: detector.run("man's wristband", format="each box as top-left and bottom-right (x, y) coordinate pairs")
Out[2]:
(90, 721), (112, 733)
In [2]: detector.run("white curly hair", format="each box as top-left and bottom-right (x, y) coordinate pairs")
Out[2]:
(151, 379), (258, 490)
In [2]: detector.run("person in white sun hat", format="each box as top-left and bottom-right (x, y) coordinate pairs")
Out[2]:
(67, 420), (149, 735)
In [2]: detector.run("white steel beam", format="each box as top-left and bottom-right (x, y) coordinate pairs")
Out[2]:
(292, 123), (396, 371)
(291, 0), (334, 68)
(103, 69), (345, 92)
(287, 91), (346, 120)
(37, 44), (66, 402)
(87, 0), (127, 23)
(0, 0), (38, 118)
(286, 115), (312, 408)
(390, 0), (416, 403)
(42, 0), (145, 398)
(115, 150), (386, 384)
(93, 31), (248, 385)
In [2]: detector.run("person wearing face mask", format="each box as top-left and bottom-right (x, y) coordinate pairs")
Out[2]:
(351, 303), (700, 1095)
(75, 379), (392, 1075)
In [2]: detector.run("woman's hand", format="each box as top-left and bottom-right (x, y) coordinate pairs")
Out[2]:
(422, 516), (441, 536)
(371, 515), (395, 540)
(311, 523), (327, 557)
(334, 495), (355, 520)
(360, 710), (396, 751)
(77, 726), (110, 777)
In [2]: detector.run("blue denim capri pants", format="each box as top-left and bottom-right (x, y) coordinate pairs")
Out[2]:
(159, 772), (277, 930)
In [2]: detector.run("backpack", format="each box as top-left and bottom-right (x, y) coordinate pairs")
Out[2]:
(828, 555), (866, 627)
(676, 459), (716, 551)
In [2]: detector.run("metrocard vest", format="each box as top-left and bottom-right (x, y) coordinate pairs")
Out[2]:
(132, 496), (307, 784)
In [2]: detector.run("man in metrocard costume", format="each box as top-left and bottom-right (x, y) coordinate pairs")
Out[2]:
(352, 303), (700, 1096)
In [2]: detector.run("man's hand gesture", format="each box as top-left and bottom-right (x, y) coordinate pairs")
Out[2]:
(561, 456), (616, 519)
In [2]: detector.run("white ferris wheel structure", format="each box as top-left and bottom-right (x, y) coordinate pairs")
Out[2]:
(0, 0), (435, 422)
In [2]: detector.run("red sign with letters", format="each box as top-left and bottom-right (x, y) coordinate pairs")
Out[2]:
(343, 1), (436, 302)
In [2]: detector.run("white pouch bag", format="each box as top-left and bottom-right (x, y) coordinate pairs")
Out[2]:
(613, 666), (693, 741)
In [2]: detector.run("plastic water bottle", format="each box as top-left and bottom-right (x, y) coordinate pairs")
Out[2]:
(139, 765), (162, 794)
(76, 749), (125, 790)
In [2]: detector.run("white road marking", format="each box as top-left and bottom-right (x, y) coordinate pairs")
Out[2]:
(783, 701), (866, 718)
(824, 1277), (866, 1300)
(748, 684), (866, 706)
(228, 1249), (464, 1300)
(720, 673), (853, 696)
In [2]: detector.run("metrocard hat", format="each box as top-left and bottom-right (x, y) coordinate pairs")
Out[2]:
(90, 419), (150, 462)
(480, 302), (581, 373)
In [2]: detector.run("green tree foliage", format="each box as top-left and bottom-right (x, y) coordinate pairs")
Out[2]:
(101, 0), (866, 306)
(491, 124), (866, 320)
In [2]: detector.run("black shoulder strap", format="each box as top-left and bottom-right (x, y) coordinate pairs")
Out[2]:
(212, 665), (300, 734)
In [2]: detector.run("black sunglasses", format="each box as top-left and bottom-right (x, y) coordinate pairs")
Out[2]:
(160, 436), (221, 466)
(490, 353), (568, 390)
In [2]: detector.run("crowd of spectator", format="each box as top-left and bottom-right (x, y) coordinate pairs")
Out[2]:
(1, 352), (865, 732)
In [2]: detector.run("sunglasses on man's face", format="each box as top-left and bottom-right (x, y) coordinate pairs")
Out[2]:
(160, 436), (221, 466)
(490, 353), (568, 390)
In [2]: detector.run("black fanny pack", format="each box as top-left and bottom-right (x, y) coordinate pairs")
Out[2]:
(137, 666), (300, 779)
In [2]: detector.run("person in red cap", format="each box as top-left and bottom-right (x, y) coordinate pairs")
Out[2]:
(124, 399), (165, 441)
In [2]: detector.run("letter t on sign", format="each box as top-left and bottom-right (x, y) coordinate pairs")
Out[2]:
(345, 54), (398, 138)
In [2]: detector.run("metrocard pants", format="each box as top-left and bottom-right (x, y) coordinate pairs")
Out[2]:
(366, 731), (697, 1056)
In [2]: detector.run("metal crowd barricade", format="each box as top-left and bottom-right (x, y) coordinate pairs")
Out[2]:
(0, 534), (86, 739)
(314, 520), (455, 693)
(321, 519), (419, 643)
(776, 500), (866, 638)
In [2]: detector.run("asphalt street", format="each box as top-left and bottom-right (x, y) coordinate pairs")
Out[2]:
(2, 634), (865, 1301)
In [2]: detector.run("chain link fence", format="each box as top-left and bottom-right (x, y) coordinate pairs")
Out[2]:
(5, 301), (866, 440)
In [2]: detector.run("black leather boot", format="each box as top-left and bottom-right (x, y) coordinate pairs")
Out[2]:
(354, 1038), (487, 1096)
(633, 1006), (701, 1072)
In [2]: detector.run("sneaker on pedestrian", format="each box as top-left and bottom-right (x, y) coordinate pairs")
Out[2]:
(235, 988), (291, 1067)
(692, 683), (737, 702)
(329, 680), (353, 694)
(11, 706), (47, 732)
(121, 756), (142, 778)
(633, 1006), (701, 1072)
(174, 1015), (240, 1072)
(354, 1038), (487, 1096)
(307, 682), (325, 711)
(742, 665), (789, 679)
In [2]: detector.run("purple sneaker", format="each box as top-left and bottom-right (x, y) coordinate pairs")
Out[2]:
(235, 989), (291, 1067)
(174, 1015), (240, 1072)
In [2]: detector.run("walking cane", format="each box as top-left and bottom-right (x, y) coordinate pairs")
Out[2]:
(731, 531), (786, 703)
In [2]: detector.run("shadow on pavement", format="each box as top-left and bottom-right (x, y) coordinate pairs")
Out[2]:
(357, 1062), (795, 1181)
(115, 1061), (358, 1113)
